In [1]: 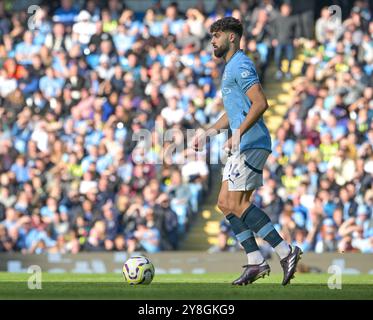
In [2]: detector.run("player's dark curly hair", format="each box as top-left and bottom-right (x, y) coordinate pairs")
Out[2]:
(210, 17), (243, 39)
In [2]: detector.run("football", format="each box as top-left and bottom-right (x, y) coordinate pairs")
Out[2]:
(122, 256), (155, 285)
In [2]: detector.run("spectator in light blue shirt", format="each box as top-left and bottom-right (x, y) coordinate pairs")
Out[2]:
(164, 3), (184, 35)
(292, 197), (308, 229)
(17, 217), (39, 251)
(14, 31), (41, 65)
(32, 7), (52, 45)
(81, 145), (99, 173)
(96, 144), (112, 174)
(40, 197), (59, 222)
(18, 227), (40, 251)
(85, 127), (103, 148)
(292, 228), (312, 252)
(135, 220), (161, 253)
(10, 156), (29, 183)
(11, 122), (31, 155)
(356, 205), (372, 238)
(116, 156), (133, 184)
(143, 8), (163, 37)
(1, 207), (18, 232)
(319, 114), (347, 141)
(18, 218), (56, 253)
(113, 25), (135, 55)
(39, 67), (65, 99)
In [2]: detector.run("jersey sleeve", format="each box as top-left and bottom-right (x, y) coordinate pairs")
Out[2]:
(235, 61), (260, 93)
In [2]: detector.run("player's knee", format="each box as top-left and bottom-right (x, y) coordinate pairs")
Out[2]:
(217, 199), (231, 215)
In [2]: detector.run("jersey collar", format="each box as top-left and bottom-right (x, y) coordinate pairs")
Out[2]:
(225, 49), (242, 66)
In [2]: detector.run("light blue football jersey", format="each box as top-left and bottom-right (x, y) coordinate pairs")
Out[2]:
(221, 50), (272, 153)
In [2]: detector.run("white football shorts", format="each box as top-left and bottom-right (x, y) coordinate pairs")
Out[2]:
(222, 148), (270, 191)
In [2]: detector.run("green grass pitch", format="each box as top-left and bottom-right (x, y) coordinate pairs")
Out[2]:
(0, 272), (372, 300)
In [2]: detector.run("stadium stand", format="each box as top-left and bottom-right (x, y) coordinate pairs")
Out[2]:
(0, 0), (372, 256)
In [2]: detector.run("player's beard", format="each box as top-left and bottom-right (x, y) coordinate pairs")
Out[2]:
(213, 43), (229, 58)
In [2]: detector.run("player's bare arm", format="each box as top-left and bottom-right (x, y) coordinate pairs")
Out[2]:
(239, 83), (269, 136)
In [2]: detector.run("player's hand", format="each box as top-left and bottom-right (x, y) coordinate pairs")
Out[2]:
(191, 129), (207, 151)
(223, 131), (240, 155)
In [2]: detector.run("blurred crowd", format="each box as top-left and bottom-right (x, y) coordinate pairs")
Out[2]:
(213, 0), (373, 255)
(0, 0), (372, 255)
(0, 0), (218, 254)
